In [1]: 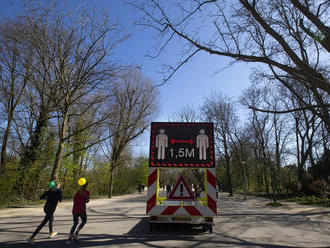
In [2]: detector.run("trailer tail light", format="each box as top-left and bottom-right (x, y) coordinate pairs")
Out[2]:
(150, 216), (169, 222)
(150, 216), (157, 221)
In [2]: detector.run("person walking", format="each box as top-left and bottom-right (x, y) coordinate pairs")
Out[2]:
(26, 181), (62, 245)
(195, 185), (201, 198)
(67, 177), (90, 244)
(166, 184), (171, 197)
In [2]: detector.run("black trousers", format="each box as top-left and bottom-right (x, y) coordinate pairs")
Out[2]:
(70, 213), (87, 235)
(31, 210), (54, 238)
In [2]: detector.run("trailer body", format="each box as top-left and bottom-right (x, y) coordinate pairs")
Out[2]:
(146, 122), (217, 232)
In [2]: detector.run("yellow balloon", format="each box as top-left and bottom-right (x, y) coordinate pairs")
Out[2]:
(78, 177), (87, 186)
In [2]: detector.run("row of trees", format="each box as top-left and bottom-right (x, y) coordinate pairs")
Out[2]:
(170, 85), (329, 202)
(151, 0), (330, 201)
(0, 0), (329, 205)
(0, 3), (157, 203)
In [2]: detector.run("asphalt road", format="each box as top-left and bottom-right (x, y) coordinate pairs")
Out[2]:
(0, 192), (329, 248)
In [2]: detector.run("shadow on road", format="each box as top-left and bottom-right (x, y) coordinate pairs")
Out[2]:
(1, 217), (313, 248)
(127, 217), (208, 236)
(115, 194), (146, 203)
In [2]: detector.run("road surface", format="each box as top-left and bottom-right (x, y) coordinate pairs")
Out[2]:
(0, 192), (329, 248)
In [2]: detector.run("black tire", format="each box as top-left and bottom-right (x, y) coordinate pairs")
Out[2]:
(209, 224), (213, 233)
(203, 224), (207, 232)
(150, 223), (154, 232)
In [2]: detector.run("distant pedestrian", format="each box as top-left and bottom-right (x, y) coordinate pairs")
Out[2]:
(195, 185), (201, 198)
(166, 184), (171, 196)
(138, 184), (144, 193)
(26, 181), (62, 245)
(67, 177), (90, 244)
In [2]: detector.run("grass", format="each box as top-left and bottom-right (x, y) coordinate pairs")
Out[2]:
(252, 193), (330, 208)
(284, 195), (330, 207)
(0, 198), (44, 209)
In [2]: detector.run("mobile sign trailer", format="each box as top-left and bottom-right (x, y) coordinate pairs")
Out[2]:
(146, 122), (217, 232)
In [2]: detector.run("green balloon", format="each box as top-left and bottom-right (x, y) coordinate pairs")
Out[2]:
(49, 181), (56, 189)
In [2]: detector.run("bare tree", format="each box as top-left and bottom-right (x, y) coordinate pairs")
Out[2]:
(22, 5), (128, 181)
(229, 124), (252, 200)
(292, 103), (322, 187)
(3, 2), (128, 184)
(0, 21), (32, 173)
(241, 85), (276, 196)
(168, 105), (200, 122)
(134, 0), (330, 130)
(102, 69), (159, 198)
(262, 85), (293, 197)
(201, 93), (237, 196)
(241, 79), (327, 196)
(276, 82), (326, 187)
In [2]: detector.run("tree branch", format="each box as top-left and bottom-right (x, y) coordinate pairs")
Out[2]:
(248, 104), (330, 114)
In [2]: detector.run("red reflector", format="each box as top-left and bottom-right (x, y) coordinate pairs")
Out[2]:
(205, 217), (213, 222)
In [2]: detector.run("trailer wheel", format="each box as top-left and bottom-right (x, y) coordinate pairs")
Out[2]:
(209, 224), (213, 233)
(203, 224), (210, 232)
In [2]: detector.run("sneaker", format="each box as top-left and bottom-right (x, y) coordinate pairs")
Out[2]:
(26, 238), (35, 245)
(50, 232), (58, 238)
(66, 234), (74, 244)
(73, 233), (79, 241)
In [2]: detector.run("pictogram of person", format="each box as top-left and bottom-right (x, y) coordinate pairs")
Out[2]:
(196, 129), (209, 160)
(155, 129), (168, 160)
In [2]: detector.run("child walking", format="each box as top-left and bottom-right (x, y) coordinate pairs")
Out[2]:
(27, 181), (62, 245)
(67, 177), (90, 244)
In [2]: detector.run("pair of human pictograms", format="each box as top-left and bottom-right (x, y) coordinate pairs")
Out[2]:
(155, 129), (209, 160)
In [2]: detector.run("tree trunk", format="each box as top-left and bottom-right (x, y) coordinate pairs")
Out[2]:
(294, 117), (305, 186)
(20, 107), (50, 166)
(270, 165), (277, 203)
(51, 112), (68, 181)
(17, 107), (50, 197)
(264, 166), (270, 195)
(0, 115), (13, 174)
(225, 161), (233, 197)
(243, 164), (247, 200)
(223, 136), (233, 197)
(257, 166), (263, 193)
(108, 166), (115, 198)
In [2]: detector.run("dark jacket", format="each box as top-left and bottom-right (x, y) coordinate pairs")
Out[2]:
(40, 188), (63, 213)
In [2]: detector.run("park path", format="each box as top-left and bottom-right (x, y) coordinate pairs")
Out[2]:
(0, 192), (329, 247)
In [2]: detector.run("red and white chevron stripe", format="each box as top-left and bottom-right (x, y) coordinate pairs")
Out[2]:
(146, 168), (217, 217)
(146, 167), (158, 213)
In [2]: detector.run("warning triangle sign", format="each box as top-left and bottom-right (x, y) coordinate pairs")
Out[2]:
(168, 175), (195, 200)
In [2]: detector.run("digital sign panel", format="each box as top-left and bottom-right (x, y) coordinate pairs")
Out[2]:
(149, 122), (215, 168)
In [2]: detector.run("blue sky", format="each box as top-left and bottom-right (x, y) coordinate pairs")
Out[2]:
(0, 0), (252, 155)
(103, 1), (251, 118)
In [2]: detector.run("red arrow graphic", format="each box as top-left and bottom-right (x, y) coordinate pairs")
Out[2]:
(170, 138), (194, 145)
